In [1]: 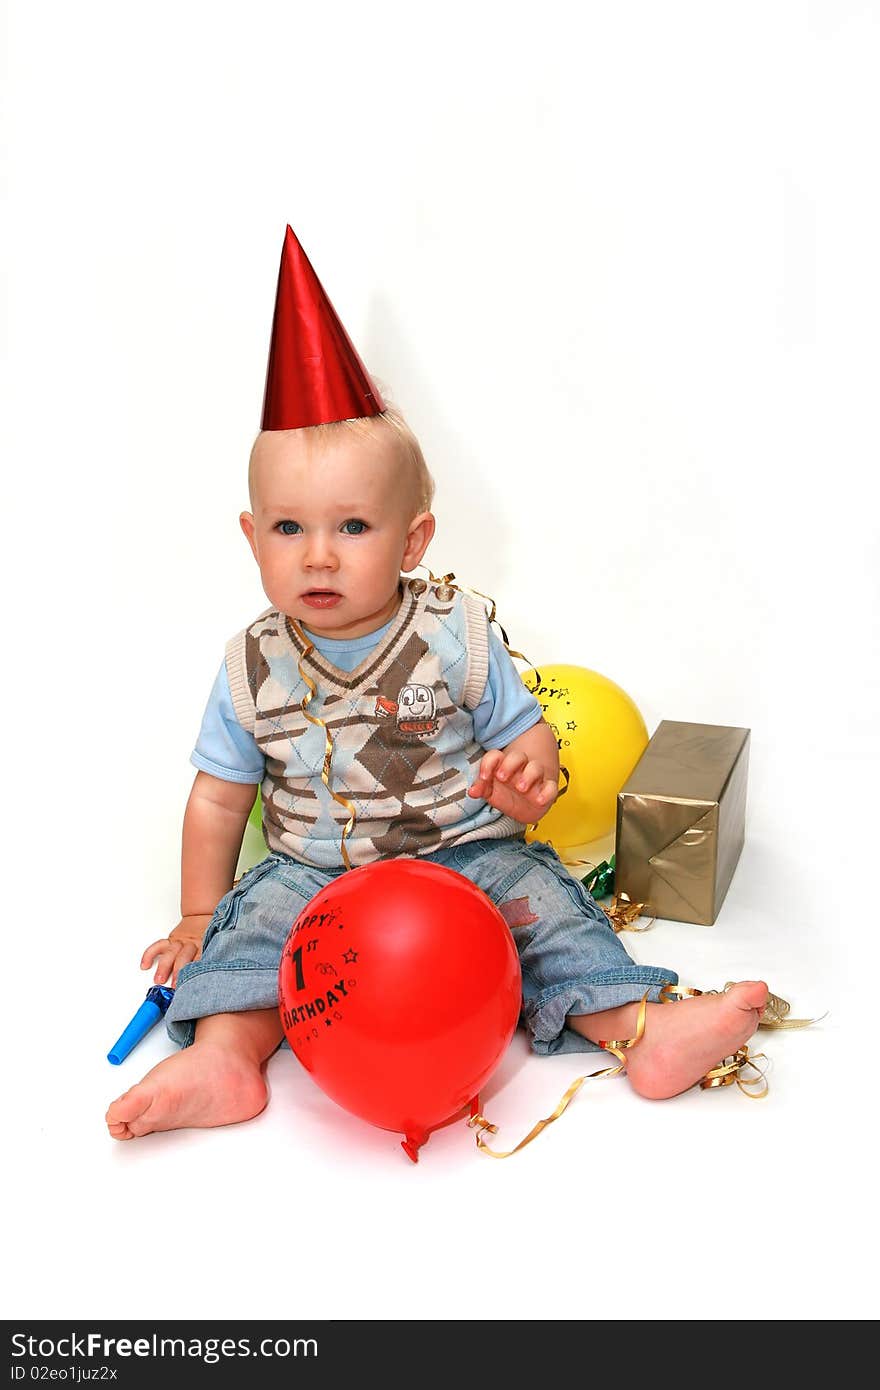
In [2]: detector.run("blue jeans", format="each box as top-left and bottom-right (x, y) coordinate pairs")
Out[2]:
(165, 836), (677, 1055)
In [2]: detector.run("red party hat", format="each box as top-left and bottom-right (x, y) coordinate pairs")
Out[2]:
(260, 225), (385, 430)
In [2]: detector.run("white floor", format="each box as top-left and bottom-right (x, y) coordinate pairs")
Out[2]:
(8, 733), (875, 1322)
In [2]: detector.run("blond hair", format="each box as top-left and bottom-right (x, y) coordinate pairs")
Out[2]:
(248, 397), (435, 518)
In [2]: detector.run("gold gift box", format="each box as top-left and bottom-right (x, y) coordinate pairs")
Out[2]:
(614, 720), (750, 925)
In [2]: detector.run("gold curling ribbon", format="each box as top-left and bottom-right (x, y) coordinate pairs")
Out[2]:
(421, 566), (543, 693)
(469, 992), (651, 1157)
(700, 1047), (770, 1098)
(289, 618), (356, 871)
(420, 566), (566, 830)
(553, 844), (605, 872)
(468, 1062), (624, 1157)
(601, 891), (656, 933)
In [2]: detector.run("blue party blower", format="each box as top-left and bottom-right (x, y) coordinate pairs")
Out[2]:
(107, 986), (175, 1064)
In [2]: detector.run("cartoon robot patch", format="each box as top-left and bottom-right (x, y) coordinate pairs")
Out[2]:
(375, 684), (439, 737)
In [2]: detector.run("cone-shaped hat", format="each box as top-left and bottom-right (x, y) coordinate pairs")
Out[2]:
(260, 225), (385, 430)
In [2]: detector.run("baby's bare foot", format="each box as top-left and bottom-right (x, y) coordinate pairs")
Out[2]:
(105, 1040), (268, 1140)
(622, 981), (769, 1099)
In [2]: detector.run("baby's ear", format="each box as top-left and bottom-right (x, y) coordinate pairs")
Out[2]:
(402, 512), (436, 571)
(239, 511), (258, 561)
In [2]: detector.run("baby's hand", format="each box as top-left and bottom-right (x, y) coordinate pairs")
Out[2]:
(141, 915), (212, 989)
(468, 749), (559, 825)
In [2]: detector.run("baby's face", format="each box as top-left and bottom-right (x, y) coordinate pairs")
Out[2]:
(240, 427), (434, 638)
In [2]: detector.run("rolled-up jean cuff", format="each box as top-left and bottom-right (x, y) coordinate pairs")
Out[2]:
(524, 966), (678, 1056)
(164, 963), (281, 1049)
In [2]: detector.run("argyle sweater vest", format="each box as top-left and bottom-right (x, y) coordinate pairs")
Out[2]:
(224, 578), (521, 868)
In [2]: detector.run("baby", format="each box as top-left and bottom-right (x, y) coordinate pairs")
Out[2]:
(106, 227), (767, 1141)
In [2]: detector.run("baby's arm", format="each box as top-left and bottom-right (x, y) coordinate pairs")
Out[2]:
(468, 718), (561, 825)
(141, 771), (257, 988)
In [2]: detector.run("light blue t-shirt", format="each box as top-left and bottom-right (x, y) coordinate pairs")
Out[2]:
(191, 619), (542, 784)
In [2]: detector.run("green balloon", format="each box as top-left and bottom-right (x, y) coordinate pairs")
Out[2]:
(237, 792), (268, 878)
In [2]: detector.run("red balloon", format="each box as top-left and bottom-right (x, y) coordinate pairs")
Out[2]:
(278, 859), (521, 1161)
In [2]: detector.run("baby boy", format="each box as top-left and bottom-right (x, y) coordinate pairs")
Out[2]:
(106, 229), (767, 1141)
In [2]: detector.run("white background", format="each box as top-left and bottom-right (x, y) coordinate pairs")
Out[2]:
(4, 0), (879, 1322)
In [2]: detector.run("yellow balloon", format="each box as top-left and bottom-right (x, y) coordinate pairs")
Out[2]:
(521, 664), (649, 849)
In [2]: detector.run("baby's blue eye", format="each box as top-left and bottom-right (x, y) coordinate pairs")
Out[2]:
(342, 519), (367, 535)
(277, 520), (301, 535)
